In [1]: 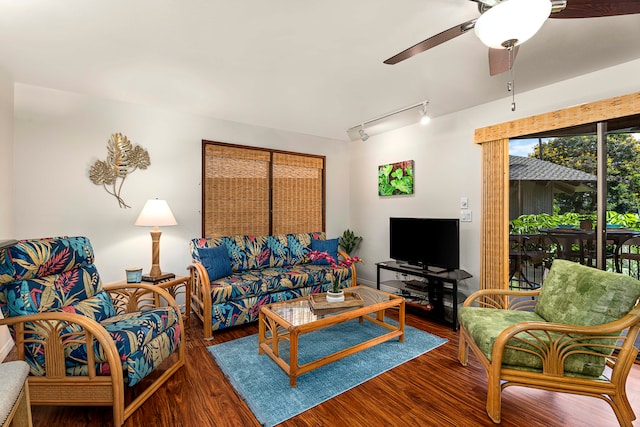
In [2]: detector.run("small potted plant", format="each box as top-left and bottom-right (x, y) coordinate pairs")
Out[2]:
(339, 229), (362, 256)
(308, 250), (362, 302)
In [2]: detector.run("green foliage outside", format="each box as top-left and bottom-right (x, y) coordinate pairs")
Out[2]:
(531, 134), (640, 214)
(510, 211), (640, 234)
(378, 163), (413, 196)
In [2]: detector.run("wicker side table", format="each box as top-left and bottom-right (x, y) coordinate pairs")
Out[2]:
(106, 275), (190, 324)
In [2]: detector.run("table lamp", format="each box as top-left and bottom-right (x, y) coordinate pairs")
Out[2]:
(135, 199), (177, 282)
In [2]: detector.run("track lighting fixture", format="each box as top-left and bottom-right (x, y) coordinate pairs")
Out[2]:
(348, 99), (431, 140)
(420, 101), (431, 125)
(358, 125), (370, 141)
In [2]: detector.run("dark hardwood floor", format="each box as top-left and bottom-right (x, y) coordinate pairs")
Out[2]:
(22, 309), (640, 426)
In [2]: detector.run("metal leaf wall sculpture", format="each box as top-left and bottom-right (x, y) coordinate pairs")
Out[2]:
(89, 133), (151, 208)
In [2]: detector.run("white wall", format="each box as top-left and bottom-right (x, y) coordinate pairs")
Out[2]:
(350, 58), (640, 296)
(11, 58), (640, 295)
(0, 66), (14, 361)
(13, 85), (351, 282)
(0, 67), (13, 237)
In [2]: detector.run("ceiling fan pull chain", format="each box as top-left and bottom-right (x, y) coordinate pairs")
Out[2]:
(508, 45), (516, 111)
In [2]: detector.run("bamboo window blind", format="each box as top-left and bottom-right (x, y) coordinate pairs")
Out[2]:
(202, 141), (325, 237)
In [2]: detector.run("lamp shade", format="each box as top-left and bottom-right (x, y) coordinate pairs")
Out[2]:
(474, 0), (551, 49)
(135, 199), (177, 227)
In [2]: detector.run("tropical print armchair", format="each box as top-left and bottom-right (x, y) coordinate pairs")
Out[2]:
(0, 236), (185, 426)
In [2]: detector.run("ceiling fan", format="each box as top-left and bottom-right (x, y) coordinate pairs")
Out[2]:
(384, 0), (640, 76)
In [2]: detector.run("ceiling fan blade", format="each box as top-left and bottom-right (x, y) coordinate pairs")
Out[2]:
(488, 46), (520, 76)
(551, 0), (640, 18)
(384, 19), (477, 65)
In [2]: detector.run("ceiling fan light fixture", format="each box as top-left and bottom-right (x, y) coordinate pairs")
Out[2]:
(474, 0), (552, 49)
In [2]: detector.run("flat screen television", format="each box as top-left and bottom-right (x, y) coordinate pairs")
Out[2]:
(389, 217), (460, 272)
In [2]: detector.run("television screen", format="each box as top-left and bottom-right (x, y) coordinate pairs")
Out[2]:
(389, 217), (460, 272)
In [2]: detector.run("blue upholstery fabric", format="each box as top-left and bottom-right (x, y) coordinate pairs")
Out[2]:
(190, 232), (325, 271)
(198, 246), (232, 281)
(0, 236), (182, 387)
(310, 238), (339, 265)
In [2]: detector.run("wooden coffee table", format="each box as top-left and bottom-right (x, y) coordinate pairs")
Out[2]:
(258, 286), (405, 387)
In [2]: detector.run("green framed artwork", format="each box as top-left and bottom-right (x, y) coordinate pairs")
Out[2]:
(378, 160), (414, 196)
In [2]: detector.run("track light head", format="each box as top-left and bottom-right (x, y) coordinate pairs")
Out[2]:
(420, 101), (431, 125)
(359, 125), (369, 141)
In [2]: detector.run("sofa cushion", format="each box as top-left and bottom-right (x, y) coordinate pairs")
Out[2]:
(458, 306), (607, 377)
(190, 232), (327, 271)
(198, 246), (232, 281)
(209, 264), (352, 304)
(310, 238), (339, 265)
(536, 259), (640, 328)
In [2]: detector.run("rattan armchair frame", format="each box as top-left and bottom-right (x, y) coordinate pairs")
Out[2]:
(458, 288), (640, 426)
(0, 283), (185, 427)
(188, 249), (357, 340)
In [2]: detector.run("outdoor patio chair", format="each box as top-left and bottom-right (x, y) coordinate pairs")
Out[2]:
(458, 259), (640, 425)
(617, 236), (640, 279)
(0, 236), (185, 426)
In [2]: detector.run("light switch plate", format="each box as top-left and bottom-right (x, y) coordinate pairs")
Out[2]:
(460, 197), (468, 209)
(461, 210), (472, 222)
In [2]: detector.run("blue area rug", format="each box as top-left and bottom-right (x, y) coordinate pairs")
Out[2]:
(207, 319), (447, 427)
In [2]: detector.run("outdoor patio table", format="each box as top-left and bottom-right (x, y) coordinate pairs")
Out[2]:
(540, 227), (640, 268)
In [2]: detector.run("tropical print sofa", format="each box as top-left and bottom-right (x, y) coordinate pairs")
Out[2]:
(189, 231), (356, 338)
(0, 236), (184, 426)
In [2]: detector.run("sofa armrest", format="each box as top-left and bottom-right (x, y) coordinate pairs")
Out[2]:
(463, 288), (540, 311)
(489, 303), (640, 377)
(0, 312), (123, 381)
(187, 262), (214, 339)
(338, 249), (358, 286)
(104, 282), (182, 317)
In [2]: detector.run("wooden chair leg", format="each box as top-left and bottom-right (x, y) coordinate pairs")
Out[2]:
(486, 374), (502, 424)
(458, 331), (468, 366)
(610, 392), (635, 427)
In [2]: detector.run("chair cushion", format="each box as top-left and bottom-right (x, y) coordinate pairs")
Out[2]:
(0, 236), (94, 285)
(536, 259), (640, 327)
(198, 246), (232, 281)
(310, 238), (339, 265)
(0, 264), (115, 320)
(59, 306), (182, 386)
(458, 306), (607, 377)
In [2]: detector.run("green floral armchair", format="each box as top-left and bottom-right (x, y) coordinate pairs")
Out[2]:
(0, 236), (185, 426)
(458, 259), (640, 426)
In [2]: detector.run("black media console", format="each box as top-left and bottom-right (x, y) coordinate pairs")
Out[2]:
(376, 260), (472, 331)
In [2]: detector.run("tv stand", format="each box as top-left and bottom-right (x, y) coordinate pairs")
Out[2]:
(376, 260), (472, 330)
(396, 263), (424, 271)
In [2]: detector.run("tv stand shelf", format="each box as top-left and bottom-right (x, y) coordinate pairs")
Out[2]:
(376, 261), (472, 331)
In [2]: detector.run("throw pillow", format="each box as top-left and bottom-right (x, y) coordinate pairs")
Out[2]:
(198, 246), (232, 281)
(310, 238), (339, 265)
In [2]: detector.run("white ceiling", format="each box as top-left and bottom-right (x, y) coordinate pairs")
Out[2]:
(1, 0), (639, 141)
